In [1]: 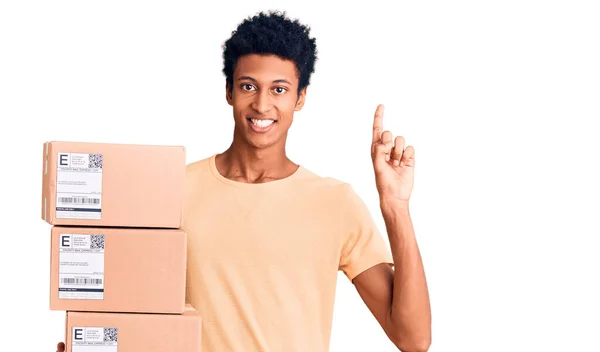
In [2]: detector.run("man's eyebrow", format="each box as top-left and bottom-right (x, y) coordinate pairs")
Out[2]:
(237, 76), (257, 82)
(237, 76), (292, 85)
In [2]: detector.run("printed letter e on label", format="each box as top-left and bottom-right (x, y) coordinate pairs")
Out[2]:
(59, 153), (69, 166)
(61, 235), (70, 248)
(74, 328), (83, 340)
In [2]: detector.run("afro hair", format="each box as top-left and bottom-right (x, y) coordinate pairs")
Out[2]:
(222, 10), (318, 95)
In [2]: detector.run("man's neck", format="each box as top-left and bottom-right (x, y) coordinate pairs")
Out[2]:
(215, 141), (299, 184)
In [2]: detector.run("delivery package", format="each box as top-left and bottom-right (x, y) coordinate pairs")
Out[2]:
(65, 304), (202, 351)
(41, 140), (185, 228)
(50, 226), (187, 314)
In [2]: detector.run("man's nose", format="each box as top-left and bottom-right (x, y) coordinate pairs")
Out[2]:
(251, 90), (273, 114)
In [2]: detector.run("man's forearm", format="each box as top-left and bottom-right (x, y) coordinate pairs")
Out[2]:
(380, 199), (431, 351)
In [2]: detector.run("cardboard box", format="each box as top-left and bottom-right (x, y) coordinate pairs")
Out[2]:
(50, 226), (187, 314)
(41, 141), (185, 228)
(65, 304), (202, 351)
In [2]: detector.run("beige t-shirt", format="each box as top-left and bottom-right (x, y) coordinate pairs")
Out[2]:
(183, 154), (393, 352)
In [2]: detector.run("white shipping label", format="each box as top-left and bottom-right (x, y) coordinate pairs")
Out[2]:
(56, 152), (103, 220)
(59, 234), (105, 300)
(72, 327), (118, 352)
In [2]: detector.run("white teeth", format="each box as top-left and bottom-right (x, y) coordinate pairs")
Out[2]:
(251, 119), (274, 128)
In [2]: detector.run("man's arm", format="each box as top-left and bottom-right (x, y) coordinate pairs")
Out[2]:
(353, 200), (431, 352)
(352, 104), (431, 351)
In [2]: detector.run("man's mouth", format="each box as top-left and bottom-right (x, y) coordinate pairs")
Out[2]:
(248, 118), (275, 128)
(247, 118), (276, 133)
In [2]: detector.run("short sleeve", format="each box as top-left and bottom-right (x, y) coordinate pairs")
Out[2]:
(338, 184), (394, 281)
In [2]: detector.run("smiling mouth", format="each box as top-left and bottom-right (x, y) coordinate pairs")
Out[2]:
(247, 118), (276, 128)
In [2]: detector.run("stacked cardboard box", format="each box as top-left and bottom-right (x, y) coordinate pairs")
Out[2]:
(41, 141), (201, 351)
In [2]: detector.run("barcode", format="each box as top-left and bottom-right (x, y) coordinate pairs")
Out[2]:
(61, 278), (103, 285)
(58, 197), (100, 204)
(104, 328), (118, 342)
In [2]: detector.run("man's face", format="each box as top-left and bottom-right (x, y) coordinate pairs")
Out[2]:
(226, 53), (306, 150)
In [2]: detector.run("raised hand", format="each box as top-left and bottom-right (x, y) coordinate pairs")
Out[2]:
(371, 104), (415, 203)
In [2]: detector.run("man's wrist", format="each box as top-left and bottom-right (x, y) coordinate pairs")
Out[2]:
(379, 197), (410, 213)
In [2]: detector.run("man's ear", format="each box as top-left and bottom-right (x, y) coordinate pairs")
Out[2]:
(294, 87), (307, 111)
(226, 82), (233, 106)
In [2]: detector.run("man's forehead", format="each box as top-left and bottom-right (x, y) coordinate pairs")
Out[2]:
(235, 54), (298, 83)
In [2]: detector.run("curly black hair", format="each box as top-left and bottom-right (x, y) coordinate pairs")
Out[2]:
(222, 10), (318, 95)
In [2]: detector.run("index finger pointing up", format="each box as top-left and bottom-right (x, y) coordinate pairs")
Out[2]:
(372, 104), (384, 144)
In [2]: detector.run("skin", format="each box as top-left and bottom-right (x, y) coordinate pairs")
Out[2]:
(356, 105), (432, 351)
(55, 53), (432, 352)
(216, 53), (307, 181)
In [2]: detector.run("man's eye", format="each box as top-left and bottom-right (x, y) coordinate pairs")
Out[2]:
(242, 84), (254, 91)
(274, 87), (286, 94)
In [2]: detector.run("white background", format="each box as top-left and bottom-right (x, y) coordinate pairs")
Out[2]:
(1, 0), (599, 351)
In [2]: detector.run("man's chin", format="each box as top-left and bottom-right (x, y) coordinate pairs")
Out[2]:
(244, 134), (279, 150)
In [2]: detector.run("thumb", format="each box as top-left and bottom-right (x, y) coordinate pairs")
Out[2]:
(372, 135), (393, 169)
(373, 143), (392, 171)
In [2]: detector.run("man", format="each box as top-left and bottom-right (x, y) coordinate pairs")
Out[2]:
(57, 10), (431, 352)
